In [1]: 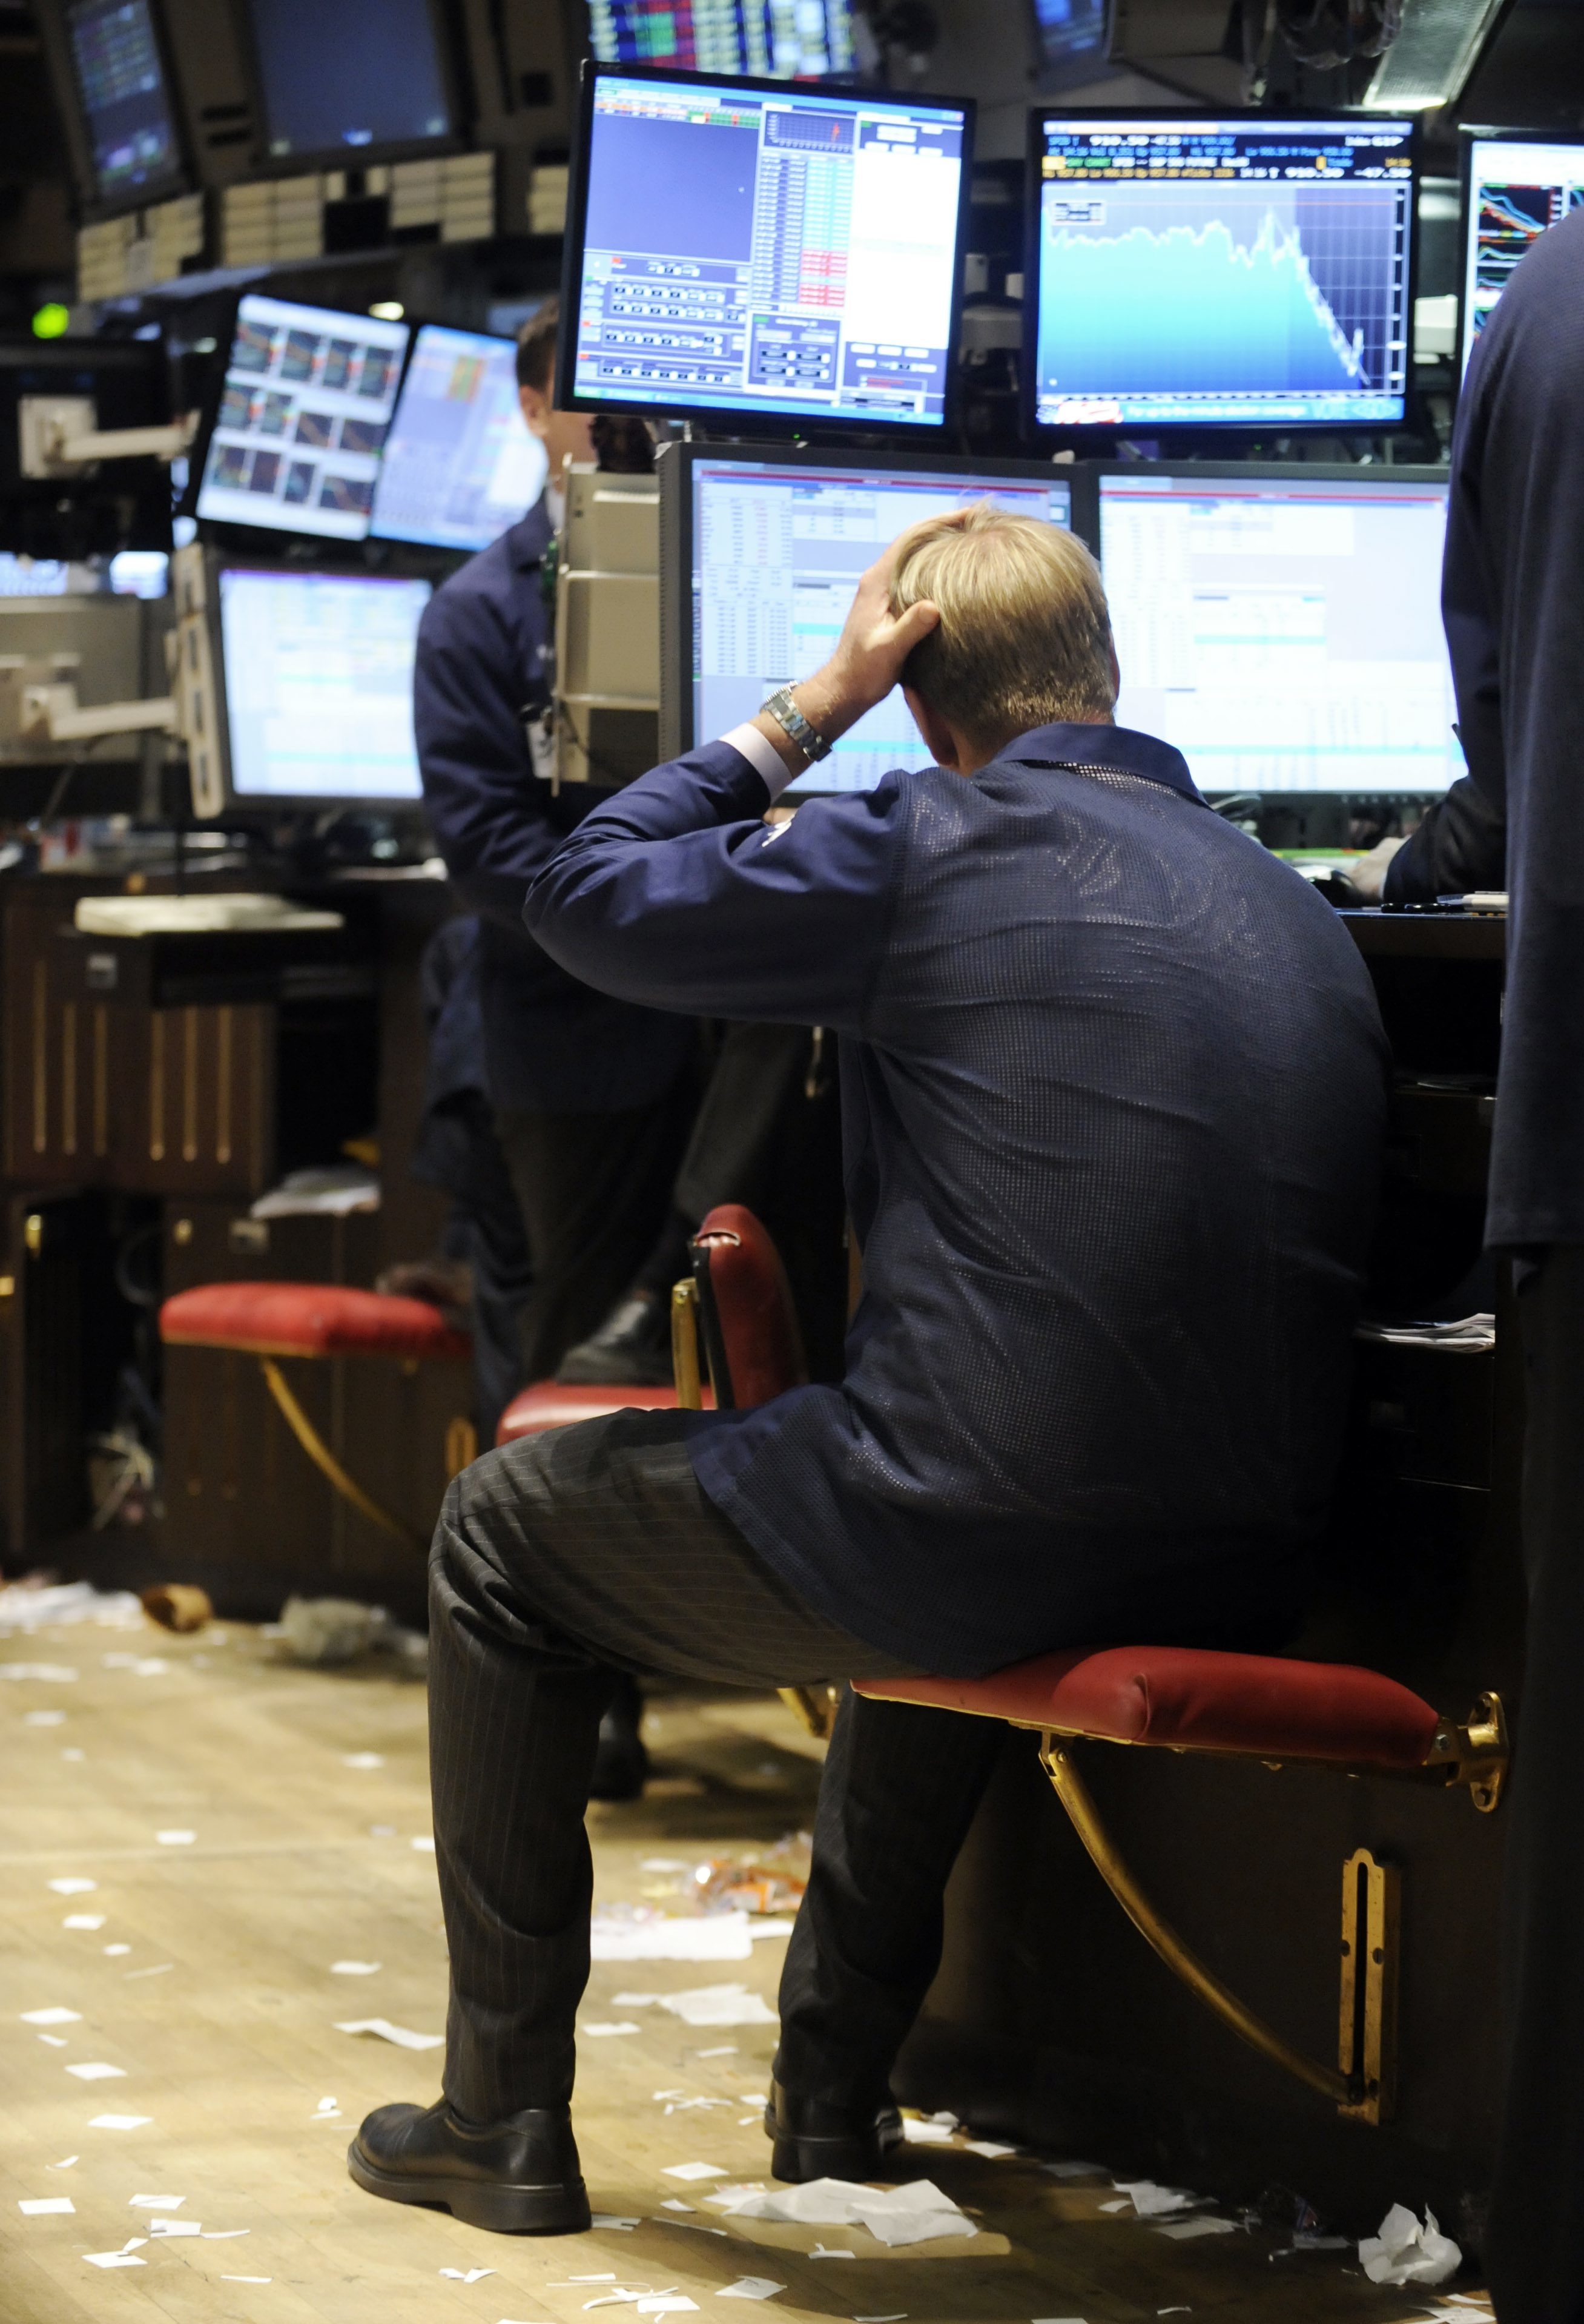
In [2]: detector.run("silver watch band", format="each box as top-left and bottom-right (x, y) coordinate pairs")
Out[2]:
(761, 685), (833, 764)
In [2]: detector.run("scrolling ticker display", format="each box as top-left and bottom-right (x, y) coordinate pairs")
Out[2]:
(586, 0), (857, 79)
(1031, 116), (1416, 431)
(565, 68), (969, 429)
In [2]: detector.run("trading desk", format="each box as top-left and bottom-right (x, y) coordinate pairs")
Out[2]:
(895, 907), (1517, 2233)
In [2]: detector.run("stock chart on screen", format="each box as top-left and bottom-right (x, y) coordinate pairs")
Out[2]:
(1033, 117), (1415, 429)
(1460, 134), (1584, 374)
(587, 0), (856, 77)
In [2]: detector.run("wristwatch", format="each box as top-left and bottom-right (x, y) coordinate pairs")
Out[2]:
(760, 685), (833, 764)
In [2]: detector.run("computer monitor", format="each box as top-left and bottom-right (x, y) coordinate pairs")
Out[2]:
(369, 326), (548, 553)
(193, 294), (411, 543)
(1027, 113), (1417, 433)
(659, 441), (1074, 794)
(559, 63), (972, 432)
(213, 564), (432, 807)
(1091, 466), (1460, 797)
(586, 0), (857, 78)
(1459, 127), (1584, 377)
(241, 0), (455, 162)
(1030, 0), (1111, 86)
(65, 0), (185, 210)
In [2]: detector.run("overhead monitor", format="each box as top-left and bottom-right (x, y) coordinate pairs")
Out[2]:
(1459, 128), (1584, 376)
(661, 442), (1074, 794)
(194, 294), (411, 542)
(216, 566), (431, 806)
(1028, 114), (1416, 432)
(243, 0), (454, 162)
(586, 0), (857, 78)
(559, 63), (972, 432)
(369, 325), (548, 553)
(1094, 467), (1459, 797)
(65, 0), (185, 209)
(1030, 0), (1111, 86)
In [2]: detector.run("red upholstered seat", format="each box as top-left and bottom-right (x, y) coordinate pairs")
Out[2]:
(160, 1282), (470, 1364)
(497, 1381), (714, 1444)
(854, 1646), (1443, 1772)
(695, 1202), (806, 1407)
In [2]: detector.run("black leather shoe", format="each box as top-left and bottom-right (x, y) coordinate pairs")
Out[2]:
(764, 2076), (904, 2184)
(347, 2098), (591, 2233)
(555, 1291), (674, 1387)
(590, 1672), (650, 1803)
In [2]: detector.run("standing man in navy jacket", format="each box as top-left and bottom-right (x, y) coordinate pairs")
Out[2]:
(413, 302), (697, 1390)
(352, 504), (1387, 2234)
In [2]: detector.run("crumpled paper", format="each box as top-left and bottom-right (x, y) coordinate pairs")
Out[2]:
(705, 2176), (975, 2248)
(1359, 2204), (1462, 2287)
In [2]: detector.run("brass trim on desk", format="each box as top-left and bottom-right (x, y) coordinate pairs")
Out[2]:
(182, 1006), (199, 1164)
(149, 1014), (165, 1162)
(216, 1006), (233, 1165)
(60, 1002), (76, 1157)
(91, 1005), (108, 1158)
(31, 960), (47, 1155)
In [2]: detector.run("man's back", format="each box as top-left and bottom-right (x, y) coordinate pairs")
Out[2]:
(528, 722), (1390, 1672)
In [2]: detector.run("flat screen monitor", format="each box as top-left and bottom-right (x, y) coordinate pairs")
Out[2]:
(586, 0), (857, 78)
(369, 325), (548, 553)
(194, 295), (411, 543)
(560, 64), (971, 431)
(1030, 0), (1110, 85)
(662, 443), (1074, 794)
(1094, 466), (1460, 797)
(1028, 114), (1416, 432)
(244, 0), (454, 161)
(66, 0), (184, 208)
(216, 566), (431, 805)
(1459, 128), (1584, 377)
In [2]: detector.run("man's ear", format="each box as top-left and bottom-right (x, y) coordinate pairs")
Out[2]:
(903, 686), (961, 773)
(519, 381), (550, 441)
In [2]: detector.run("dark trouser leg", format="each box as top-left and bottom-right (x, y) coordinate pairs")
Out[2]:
(774, 1689), (1009, 2107)
(1488, 1245), (1584, 2324)
(497, 1078), (694, 1382)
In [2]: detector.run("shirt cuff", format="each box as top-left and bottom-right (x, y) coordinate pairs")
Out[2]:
(719, 720), (797, 801)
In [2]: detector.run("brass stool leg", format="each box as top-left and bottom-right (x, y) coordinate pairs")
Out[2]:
(259, 1357), (427, 1553)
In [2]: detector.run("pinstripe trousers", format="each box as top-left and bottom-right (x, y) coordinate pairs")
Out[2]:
(427, 1405), (991, 2125)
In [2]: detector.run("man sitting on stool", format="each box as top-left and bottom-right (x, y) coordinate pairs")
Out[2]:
(348, 506), (1388, 2231)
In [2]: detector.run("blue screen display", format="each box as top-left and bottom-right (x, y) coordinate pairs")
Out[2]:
(1034, 116), (1415, 429)
(370, 325), (548, 552)
(570, 70), (967, 427)
(587, 0), (856, 78)
(68, 0), (182, 204)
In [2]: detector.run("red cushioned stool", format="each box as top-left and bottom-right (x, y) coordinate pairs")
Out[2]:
(855, 1650), (1509, 2122)
(160, 1281), (471, 1551)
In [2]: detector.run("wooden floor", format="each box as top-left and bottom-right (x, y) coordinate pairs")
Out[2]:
(1, 1616), (1489, 2324)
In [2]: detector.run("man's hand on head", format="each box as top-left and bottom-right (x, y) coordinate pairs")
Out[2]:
(751, 535), (942, 776)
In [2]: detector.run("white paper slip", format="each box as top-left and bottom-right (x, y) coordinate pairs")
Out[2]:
(2, 1664), (78, 1682)
(659, 1984), (777, 2028)
(901, 2121), (954, 2145)
(23, 1709), (66, 1725)
(63, 1915), (105, 1930)
(104, 1944), (131, 1956)
(19, 2197), (74, 2214)
(1114, 2180), (1203, 2217)
(48, 1878), (96, 1895)
(67, 2062), (127, 2080)
(708, 2177), (977, 2250)
(38, 2035), (67, 2048)
(716, 2284), (785, 2302)
(964, 2141), (1019, 2159)
(335, 2018), (444, 2050)
(583, 2022), (641, 2037)
(662, 2164), (728, 2182)
(592, 1912), (754, 1963)
(21, 2007), (81, 2025)
(124, 1964), (174, 1981)
(411, 1835), (436, 1852)
(591, 2216), (640, 2230)
(1155, 2217), (1237, 2240)
(129, 2196), (183, 2210)
(150, 2219), (202, 2237)
(331, 1961), (381, 1975)
(203, 2229), (251, 2239)
(89, 2114), (151, 2129)
(222, 2279), (273, 2286)
(84, 2251), (145, 2268)
(441, 2268), (495, 2282)
(156, 1830), (195, 1846)
(343, 1753), (385, 1768)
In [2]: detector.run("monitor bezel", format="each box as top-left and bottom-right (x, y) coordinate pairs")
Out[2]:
(1454, 122), (1584, 389)
(656, 436), (1083, 776)
(1082, 457), (1456, 805)
(204, 548), (434, 811)
(556, 57), (976, 441)
(59, 0), (191, 219)
(1021, 107), (1422, 444)
(234, 0), (467, 175)
(183, 288), (414, 546)
(367, 319), (533, 551)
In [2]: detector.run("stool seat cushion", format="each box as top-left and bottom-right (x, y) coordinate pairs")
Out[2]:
(854, 1646), (1442, 1770)
(496, 1381), (716, 1444)
(160, 1282), (470, 1363)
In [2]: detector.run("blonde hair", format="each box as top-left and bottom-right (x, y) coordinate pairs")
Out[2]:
(889, 502), (1115, 751)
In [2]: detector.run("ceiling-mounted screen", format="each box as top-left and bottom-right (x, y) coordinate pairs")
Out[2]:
(370, 325), (549, 552)
(194, 294), (411, 542)
(560, 63), (972, 432)
(586, 0), (857, 78)
(1028, 113), (1416, 432)
(1459, 128), (1584, 377)
(244, 0), (454, 161)
(66, 0), (184, 208)
(1096, 467), (1459, 796)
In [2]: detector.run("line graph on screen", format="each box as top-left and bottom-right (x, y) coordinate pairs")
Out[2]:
(1038, 179), (1405, 399)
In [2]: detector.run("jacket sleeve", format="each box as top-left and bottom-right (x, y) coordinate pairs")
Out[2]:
(1386, 352), (1508, 906)
(413, 583), (561, 931)
(523, 741), (902, 1029)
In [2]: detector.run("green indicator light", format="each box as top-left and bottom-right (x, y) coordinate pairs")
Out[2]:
(31, 303), (71, 340)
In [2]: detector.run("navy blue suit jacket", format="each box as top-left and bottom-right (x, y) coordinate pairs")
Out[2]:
(414, 496), (695, 1115)
(1386, 206), (1584, 1244)
(526, 722), (1388, 1673)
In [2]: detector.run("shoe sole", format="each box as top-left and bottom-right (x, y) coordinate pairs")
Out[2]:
(347, 2141), (592, 2233)
(765, 2109), (905, 2186)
